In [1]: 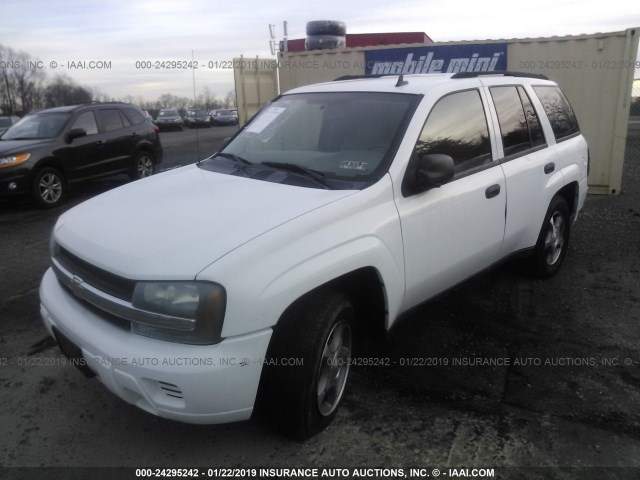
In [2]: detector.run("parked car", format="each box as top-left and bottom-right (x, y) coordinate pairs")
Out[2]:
(184, 108), (211, 128)
(154, 109), (183, 131)
(0, 102), (162, 207)
(210, 109), (238, 126)
(0, 115), (20, 136)
(40, 72), (587, 438)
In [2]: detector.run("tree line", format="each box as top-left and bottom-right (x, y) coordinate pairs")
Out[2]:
(0, 44), (236, 117)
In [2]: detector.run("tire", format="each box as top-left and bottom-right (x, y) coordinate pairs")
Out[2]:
(305, 35), (346, 51)
(32, 167), (65, 208)
(130, 151), (155, 180)
(306, 20), (346, 36)
(258, 289), (354, 439)
(528, 195), (571, 277)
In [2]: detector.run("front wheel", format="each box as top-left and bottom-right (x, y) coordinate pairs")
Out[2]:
(130, 152), (155, 180)
(32, 167), (65, 208)
(258, 289), (354, 439)
(528, 195), (571, 277)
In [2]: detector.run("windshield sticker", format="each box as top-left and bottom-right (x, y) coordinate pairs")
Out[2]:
(339, 161), (368, 171)
(246, 107), (286, 133)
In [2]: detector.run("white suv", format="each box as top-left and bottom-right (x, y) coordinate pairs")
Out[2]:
(40, 72), (588, 439)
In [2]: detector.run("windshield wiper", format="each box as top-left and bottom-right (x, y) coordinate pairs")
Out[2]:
(214, 152), (253, 165)
(205, 152), (254, 176)
(260, 161), (333, 189)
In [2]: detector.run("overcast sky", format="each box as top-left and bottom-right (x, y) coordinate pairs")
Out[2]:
(2, 0), (639, 102)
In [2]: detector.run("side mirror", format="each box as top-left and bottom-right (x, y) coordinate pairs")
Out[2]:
(402, 153), (455, 196)
(416, 154), (455, 188)
(64, 128), (87, 144)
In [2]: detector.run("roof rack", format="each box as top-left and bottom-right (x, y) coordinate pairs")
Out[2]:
(451, 71), (549, 80)
(333, 74), (389, 81)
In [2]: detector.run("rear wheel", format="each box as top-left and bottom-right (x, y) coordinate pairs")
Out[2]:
(32, 167), (65, 208)
(130, 152), (155, 180)
(259, 289), (354, 439)
(528, 195), (571, 277)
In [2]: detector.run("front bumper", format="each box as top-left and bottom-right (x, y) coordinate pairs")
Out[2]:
(0, 166), (30, 197)
(39, 268), (271, 424)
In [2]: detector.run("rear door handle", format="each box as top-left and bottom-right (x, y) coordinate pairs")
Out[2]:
(485, 184), (501, 199)
(95, 140), (106, 146)
(544, 162), (555, 174)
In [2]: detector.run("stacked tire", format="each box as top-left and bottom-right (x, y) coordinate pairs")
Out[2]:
(305, 20), (346, 51)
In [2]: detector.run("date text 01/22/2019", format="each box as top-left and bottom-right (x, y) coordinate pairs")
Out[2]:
(518, 60), (640, 70)
(134, 60), (258, 70)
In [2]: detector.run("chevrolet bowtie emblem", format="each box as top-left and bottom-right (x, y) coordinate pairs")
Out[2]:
(70, 275), (84, 298)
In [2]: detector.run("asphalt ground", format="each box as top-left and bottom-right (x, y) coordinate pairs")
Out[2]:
(0, 123), (639, 479)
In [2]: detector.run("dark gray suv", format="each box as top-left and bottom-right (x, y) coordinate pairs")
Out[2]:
(0, 102), (163, 207)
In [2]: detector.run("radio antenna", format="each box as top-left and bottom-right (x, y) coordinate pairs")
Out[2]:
(192, 49), (202, 165)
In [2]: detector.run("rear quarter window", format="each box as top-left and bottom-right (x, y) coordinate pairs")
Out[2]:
(126, 109), (146, 125)
(533, 85), (580, 141)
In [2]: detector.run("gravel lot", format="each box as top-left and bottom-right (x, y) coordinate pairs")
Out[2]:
(0, 123), (639, 479)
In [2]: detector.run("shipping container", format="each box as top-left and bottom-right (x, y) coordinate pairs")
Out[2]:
(235, 28), (639, 194)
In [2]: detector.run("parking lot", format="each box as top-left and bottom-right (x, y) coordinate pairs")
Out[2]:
(1, 122), (639, 477)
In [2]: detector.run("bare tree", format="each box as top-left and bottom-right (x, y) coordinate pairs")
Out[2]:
(224, 90), (237, 109)
(43, 74), (92, 107)
(0, 45), (18, 113)
(12, 48), (46, 114)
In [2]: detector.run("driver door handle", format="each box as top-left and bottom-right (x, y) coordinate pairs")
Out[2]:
(485, 184), (501, 199)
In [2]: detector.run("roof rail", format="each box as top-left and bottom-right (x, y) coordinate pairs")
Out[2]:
(451, 71), (549, 80)
(333, 74), (389, 81)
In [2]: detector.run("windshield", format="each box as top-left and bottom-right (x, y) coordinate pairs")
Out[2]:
(216, 110), (233, 116)
(220, 92), (418, 186)
(0, 118), (12, 128)
(2, 112), (71, 140)
(159, 110), (179, 117)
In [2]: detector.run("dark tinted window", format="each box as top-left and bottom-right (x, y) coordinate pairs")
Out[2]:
(119, 110), (131, 127)
(125, 109), (145, 125)
(71, 111), (98, 135)
(490, 86), (546, 157)
(533, 86), (579, 140)
(517, 86), (545, 147)
(416, 90), (491, 173)
(490, 86), (530, 156)
(97, 109), (125, 133)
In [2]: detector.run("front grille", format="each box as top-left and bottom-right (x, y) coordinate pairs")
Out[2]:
(56, 247), (136, 301)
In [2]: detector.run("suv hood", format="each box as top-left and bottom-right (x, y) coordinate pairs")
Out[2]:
(0, 138), (52, 154)
(54, 164), (355, 280)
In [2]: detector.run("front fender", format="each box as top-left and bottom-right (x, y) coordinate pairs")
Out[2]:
(197, 175), (405, 338)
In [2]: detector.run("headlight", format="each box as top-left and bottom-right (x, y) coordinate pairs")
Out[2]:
(0, 153), (31, 168)
(131, 281), (226, 344)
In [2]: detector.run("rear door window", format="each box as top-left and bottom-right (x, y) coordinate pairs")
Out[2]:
(490, 86), (546, 158)
(97, 109), (125, 133)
